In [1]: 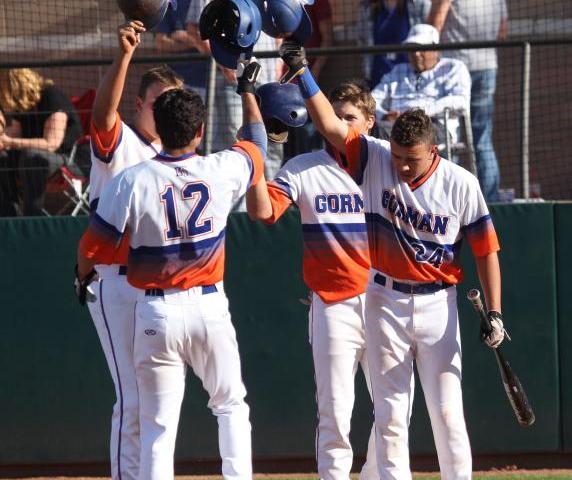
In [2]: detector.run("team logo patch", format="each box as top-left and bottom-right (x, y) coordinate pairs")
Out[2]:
(144, 329), (157, 336)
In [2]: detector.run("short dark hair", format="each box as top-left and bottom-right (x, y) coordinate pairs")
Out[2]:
(328, 79), (376, 119)
(138, 65), (183, 99)
(153, 89), (206, 149)
(390, 108), (435, 146)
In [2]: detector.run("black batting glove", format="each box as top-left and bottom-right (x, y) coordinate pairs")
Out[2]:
(236, 55), (262, 95)
(74, 264), (99, 306)
(279, 39), (308, 84)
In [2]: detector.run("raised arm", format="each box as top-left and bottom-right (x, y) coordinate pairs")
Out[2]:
(92, 21), (145, 131)
(427, 0), (452, 33)
(280, 40), (348, 153)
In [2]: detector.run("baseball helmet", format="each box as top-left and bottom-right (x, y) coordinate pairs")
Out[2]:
(252, 0), (313, 44)
(116, 0), (177, 29)
(256, 82), (308, 143)
(199, 0), (262, 69)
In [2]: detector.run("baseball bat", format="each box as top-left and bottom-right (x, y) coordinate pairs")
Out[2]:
(467, 289), (535, 427)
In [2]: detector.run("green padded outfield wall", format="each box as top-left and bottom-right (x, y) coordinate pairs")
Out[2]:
(0, 204), (564, 467)
(556, 203), (572, 451)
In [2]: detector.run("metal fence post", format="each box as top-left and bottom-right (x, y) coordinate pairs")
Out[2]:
(204, 57), (217, 154)
(521, 42), (531, 199)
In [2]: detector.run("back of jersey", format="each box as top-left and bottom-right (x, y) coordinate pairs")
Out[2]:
(90, 143), (262, 290)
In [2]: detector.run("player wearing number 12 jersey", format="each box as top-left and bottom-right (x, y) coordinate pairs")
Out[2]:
(77, 71), (268, 479)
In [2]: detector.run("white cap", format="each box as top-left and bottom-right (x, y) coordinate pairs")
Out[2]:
(404, 24), (440, 45)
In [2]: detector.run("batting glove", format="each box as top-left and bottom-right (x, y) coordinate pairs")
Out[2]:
(236, 55), (262, 95)
(482, 310), (509, 349)
(74, 265), (99, 306)
(279, 39), (308, 84)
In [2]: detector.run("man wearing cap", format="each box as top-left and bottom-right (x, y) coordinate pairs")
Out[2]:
(371, 23), (471, 156)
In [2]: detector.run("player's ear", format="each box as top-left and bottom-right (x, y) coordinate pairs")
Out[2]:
(366, 114), (375, 134)
(195, 122), (205, 140)
(135, 95), (143, 113)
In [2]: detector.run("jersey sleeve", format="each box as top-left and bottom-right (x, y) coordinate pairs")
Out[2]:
(79, 171), (133, 264)
(90, 112), (123, 164)
(343, 127), (370, 184)
(460, 178), (500, 257)
(231, 140), (265, 196)
(263, 161), (301, 223)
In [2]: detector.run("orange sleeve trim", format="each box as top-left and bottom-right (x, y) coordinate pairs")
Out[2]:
(233, 140), (264, 187)
(263, 182), (293, 224)
(344, 126), (363, 180)
(90, 112), (122, 158)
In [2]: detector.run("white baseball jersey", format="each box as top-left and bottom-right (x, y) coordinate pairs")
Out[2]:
(343, 128), (499, 283)
(80, 141), (263, 289)
(89, 114), (161, 265)
(267, 147), (370, 303)
(266, 147), (378, 480)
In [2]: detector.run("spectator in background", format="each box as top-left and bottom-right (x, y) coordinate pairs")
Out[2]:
(371, 24), (470, 154)
(186, 0), (283, 209)
(0, 69), (82, 215)
(285, 0), (334, 159)
(0, 107), (19, 216)
(429, 0), (508, 201)
(154, 0), (208, 99)
(359, 0), (431, 87)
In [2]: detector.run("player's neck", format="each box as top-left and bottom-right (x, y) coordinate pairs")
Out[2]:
(163, 146), (196, 158)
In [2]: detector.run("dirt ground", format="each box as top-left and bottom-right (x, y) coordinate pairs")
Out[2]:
(6, 472), (572, 480)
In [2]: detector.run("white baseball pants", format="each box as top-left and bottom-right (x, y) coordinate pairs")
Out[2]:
(365, 272), (472, 480)
(310, 293), (378, 480)
(88, 265), (140, 480)
(134, 282), (252, 480)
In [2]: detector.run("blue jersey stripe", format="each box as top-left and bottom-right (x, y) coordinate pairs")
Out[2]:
(130, 228), (226, 257)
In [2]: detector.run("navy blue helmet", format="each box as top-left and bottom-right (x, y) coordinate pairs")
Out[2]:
(256, 82), (308, 143)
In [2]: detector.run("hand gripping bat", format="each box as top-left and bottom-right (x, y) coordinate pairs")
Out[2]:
(467, 289), (535, 427)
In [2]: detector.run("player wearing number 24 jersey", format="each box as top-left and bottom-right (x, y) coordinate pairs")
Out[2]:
(250, 81), (378, 480)
(78, 78), (268, 480)
(278, 38), (504, 480)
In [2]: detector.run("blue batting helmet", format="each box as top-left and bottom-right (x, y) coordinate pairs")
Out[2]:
(117, 0), (177, 29)
(256, 82), (308, 143)
(252, 0), (313, 44)
(199, 0), (262, 69)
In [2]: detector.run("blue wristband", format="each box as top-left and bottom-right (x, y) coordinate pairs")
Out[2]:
(241, 122), (267, 158)
(298, 68), (320, 99)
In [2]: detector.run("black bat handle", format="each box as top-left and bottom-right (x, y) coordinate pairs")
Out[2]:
(467, 288), (492, 331)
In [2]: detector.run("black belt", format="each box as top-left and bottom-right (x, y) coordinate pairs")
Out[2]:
(374, 273), (451, 295)
(118, 266), (128, 275)
(145, 285), (218, 297)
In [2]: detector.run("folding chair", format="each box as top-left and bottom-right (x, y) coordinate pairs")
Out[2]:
(440, 107), (477, 176)
(43, 89), (95, 216)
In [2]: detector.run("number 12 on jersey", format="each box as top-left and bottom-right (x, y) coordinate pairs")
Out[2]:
(160, 182), (212, 240)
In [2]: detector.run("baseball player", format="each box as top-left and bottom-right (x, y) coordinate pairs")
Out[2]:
(76, 59), (267, 480)
(77, 20), (183, 480)
(249, 80), (378, 480)
(279, 41), (506, 480)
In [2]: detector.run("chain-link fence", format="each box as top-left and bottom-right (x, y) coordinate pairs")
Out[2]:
(0, 0), (571, 216)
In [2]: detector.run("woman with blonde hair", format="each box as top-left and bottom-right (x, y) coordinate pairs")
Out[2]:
(0, 68), (82, 215)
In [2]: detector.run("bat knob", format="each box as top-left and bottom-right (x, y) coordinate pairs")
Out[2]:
(467, 289), (480, 301)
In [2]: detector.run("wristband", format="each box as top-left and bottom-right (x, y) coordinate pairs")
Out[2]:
(298, 68), (320, 99)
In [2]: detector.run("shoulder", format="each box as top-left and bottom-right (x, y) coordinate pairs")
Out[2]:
(282, 150), (330, 173)
(439, 159), (479, 186)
